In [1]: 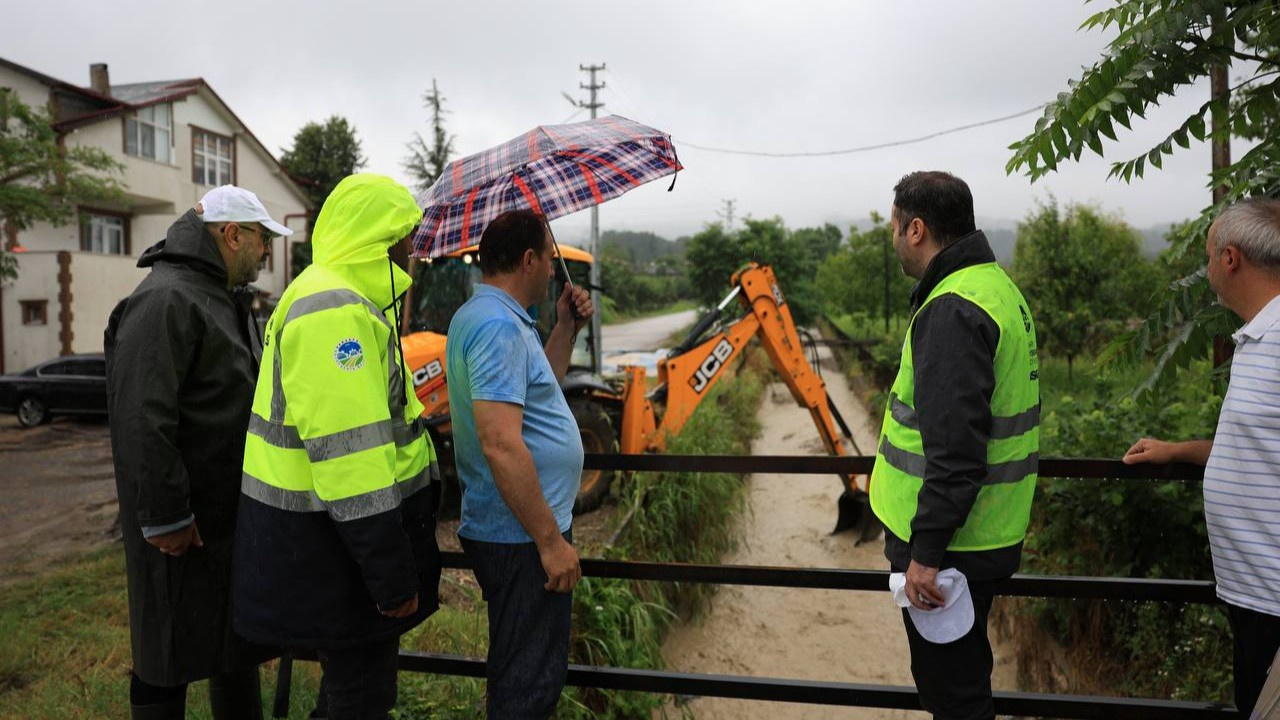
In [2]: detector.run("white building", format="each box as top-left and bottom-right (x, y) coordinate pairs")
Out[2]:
(0, 58), (312, 374)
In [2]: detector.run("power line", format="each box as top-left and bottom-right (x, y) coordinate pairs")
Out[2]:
(558, 106), (586, 125)
(676, 105), (1046, 158)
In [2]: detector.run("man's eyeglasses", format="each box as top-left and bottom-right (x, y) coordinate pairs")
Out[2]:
(230, 222), (277, 248)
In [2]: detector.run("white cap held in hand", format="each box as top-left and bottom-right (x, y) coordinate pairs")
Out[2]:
(889, 568), (976, 644)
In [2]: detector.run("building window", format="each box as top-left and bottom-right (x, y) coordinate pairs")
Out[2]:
(193, 128), (234, 186)
(125, 103), (172, 163)
(81, 212), (129, 255)
(20, 300), (47, 326)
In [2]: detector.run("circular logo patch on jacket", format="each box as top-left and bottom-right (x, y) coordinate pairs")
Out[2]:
(334, 338), (364, 371)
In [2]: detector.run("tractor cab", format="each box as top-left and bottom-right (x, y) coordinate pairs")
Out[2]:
(401, 242), (621, 513)
(402, 243), (600, 427)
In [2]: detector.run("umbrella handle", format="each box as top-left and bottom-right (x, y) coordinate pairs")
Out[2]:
(551, 236), (590, 327)
(551, 236), (575, 291)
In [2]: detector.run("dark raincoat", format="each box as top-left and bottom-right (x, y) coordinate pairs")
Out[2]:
(105, 209), (274, 686)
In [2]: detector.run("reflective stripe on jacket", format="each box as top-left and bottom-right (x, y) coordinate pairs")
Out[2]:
(242, 275), (436, 515)
(233, 174), (441, 648)
(870, 261), (1040, 552)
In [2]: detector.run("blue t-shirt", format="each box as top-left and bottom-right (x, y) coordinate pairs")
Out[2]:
(446, 284), (584, 543)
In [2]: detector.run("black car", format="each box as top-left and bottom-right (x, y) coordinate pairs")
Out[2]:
(0, 354), (107, 427)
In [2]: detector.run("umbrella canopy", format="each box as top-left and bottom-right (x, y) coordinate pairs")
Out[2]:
(412, 115), (682, 258)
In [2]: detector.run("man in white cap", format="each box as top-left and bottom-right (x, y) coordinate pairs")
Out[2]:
(106, 186), (293, 719)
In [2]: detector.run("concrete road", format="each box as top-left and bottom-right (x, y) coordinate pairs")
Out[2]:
(601, 309), (699, 352)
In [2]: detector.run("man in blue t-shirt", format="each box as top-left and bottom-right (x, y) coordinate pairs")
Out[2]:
(446, 209), (591, 720)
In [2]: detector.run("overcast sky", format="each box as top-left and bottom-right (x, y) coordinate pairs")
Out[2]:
(8, 0), (1220, 245)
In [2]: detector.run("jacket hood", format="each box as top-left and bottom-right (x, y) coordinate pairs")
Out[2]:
(137, 209), (228, 281)
(312, 174), (421, 267)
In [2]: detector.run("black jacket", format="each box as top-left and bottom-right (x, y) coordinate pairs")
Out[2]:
(105, 209), (273, 685)
(234, 483), (441, 649)
(882, 230), (1023, 582)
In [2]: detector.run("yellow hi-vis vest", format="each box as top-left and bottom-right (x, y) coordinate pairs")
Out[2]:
(242, 176), (436, 520)
(869, 262), (1040, 551)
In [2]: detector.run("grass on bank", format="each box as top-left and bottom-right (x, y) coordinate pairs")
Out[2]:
(600, 299), (698, 326)
(0, 350), (768, 720)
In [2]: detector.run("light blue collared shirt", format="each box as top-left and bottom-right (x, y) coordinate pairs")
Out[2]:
(446, 284), (583, 543)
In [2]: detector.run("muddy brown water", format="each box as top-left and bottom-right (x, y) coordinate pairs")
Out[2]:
(659, 344), (1017, 719)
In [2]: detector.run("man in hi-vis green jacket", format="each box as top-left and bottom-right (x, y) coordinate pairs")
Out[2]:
(870, 171), (1039, 720)
(233, 174), (440, 720)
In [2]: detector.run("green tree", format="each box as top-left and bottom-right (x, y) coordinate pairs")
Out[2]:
(0, 89), (123, 280)
(280, 116), (366, 278)
(601, 229), (683, 269)
(1005, 0), (1279, 390)
(815, 212), (913, 328)
(1011, 200), (1160, 378)
(684, 222), (740, 309)
(600, 243), (639, 316)
(403, 79), (454, 195)
(791, 223), (843, 262)
(684, 217), (823, 325)
(738, 217), (824, 325)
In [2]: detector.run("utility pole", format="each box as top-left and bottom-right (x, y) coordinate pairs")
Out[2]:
(717, 199), (737, 231)
(574, 63), (606, 371)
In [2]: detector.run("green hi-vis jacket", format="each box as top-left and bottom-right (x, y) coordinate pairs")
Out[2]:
(870, 262), (1040, 553)
(233, 174), (441, 649)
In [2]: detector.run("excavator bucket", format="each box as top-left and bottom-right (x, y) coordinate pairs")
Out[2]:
(833, 489), (883, 544)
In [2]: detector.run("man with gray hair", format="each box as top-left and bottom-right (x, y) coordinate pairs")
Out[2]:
(1124, 197), (1280, 716)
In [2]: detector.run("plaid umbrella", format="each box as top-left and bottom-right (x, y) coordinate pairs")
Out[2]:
(411, 114), (682, 258)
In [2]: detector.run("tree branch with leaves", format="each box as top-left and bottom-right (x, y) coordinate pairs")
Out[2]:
(0, 89), (123, 282)
(279, 115), (366, 278)
(1006, 0), (1280, 392)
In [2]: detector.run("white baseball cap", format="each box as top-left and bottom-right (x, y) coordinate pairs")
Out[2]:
(889, 568), (976, 644)
(198, 185), (294, 237)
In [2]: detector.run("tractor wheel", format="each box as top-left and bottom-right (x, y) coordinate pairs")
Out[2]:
(571, 396), (617, 514)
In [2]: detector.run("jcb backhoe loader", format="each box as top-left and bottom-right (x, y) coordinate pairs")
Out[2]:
(617, 263), (877, 540)
(400, 249), (877, 539)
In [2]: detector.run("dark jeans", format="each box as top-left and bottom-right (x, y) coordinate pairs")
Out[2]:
(1228, 602), (1280, 716)
(461, 531), (574, 720)
(900, 588), (997, 720)
(314, 636), (400, 720)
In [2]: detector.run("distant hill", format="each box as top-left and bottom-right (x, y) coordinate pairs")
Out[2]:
(988, 223), (1181, 264)
(1136, 224), (1180, 257)
(601, 230), (686, 266)
(987, 228), (1016, 264)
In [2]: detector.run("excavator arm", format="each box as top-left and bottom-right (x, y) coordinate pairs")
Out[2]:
(619, 263), (879, 540)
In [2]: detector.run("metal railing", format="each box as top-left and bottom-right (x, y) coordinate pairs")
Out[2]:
(273, 453), (1235, 719)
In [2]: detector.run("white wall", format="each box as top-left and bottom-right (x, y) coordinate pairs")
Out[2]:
(2, 252), (62, 373)
(188, 88), (309, 296)
(0, 65), (53, 110)
(68, 252), (147, 355)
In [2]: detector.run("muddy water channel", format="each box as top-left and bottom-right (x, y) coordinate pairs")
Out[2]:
(660, 345), (1017, 719)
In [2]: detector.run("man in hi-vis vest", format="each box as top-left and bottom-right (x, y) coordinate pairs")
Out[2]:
(870, 171), (1039, 720)
(233, 174), (441, 720)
